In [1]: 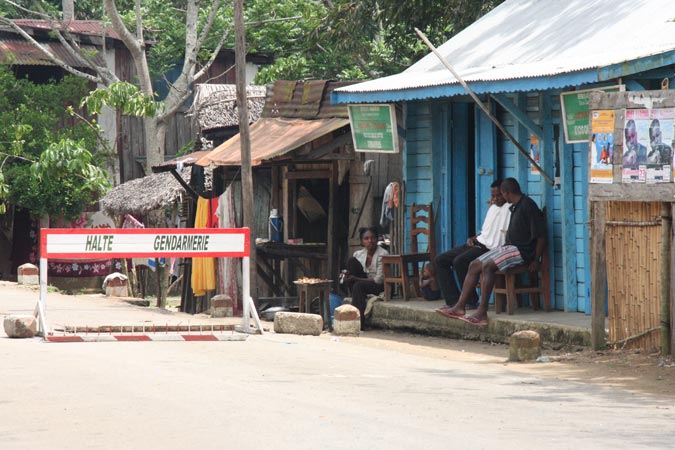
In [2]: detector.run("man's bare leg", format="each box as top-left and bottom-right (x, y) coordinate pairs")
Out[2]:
(466, 260), (498, 322)
(446, 259), (483, 316)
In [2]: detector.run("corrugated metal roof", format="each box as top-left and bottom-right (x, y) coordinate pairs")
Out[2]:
(336, 0), (675, 99)
(263, 80), (357, 119)
(13, 20), (122, 41)
(196, 117), (349, 167)
(0, 39), (105, 67)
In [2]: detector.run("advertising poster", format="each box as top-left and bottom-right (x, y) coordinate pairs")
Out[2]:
(560, 85), (623, 143)
(347, 104), (399, 153)
(529, 135), (540, 175)
(590, 110), (614, 183)
(622, 109), (674, 184)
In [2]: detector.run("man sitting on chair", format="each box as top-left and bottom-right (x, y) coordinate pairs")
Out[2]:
(435, 179), (511, 312)
(439, 177), (545, 326)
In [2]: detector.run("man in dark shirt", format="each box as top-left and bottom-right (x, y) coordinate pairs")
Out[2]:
(439, 178), (546, 325)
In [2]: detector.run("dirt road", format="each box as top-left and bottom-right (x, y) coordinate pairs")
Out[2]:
(1, 282), (674, 449)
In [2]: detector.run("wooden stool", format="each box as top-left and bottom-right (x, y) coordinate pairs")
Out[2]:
(295, 281), (331, 331)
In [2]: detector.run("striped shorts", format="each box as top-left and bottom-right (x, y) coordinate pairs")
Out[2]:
(477, 245), (524, 272)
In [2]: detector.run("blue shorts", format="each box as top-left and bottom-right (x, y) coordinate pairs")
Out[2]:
(477, 245), (524, 271)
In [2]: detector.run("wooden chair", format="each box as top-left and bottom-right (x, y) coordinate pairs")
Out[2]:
(382, 203), (435, 301)
(493, 209), (551, 315)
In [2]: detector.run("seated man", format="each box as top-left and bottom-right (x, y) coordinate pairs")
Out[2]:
(440, 177), (545, 326)
(434, 180), (511, 311)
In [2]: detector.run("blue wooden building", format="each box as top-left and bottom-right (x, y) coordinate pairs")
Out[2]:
(333, 0), (675, 314)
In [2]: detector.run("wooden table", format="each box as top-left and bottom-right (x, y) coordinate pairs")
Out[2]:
(294, 280), (332, 331)
(256, 241), (328, 297)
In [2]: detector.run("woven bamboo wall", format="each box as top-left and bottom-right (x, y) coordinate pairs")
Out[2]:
(606, 201), (662, 351)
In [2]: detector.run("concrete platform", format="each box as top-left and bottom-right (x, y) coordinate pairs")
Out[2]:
(370, 298), (600, 348)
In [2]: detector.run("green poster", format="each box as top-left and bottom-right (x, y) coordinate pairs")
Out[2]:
(561, 85), (622, 143)
(348, 104), (399, 153)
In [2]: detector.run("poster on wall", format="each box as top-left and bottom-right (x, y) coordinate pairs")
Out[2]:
(589, 110), (614, 184)
(622, 109), (674, 184)
(561, 85), (623, 143)
(529, 135), (540, 175)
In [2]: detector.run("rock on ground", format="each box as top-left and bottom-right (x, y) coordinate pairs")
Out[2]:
(4, 315), (37, 338)
(509, 330), (541, 362)
(333, 304), (360, 336)
(274, 312), (323, 336)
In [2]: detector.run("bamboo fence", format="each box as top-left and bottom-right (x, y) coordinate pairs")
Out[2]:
(606, 201), (662, 351)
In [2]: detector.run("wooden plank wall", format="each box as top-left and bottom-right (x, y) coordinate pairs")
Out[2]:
(605, 201), (662, 351)
(404, 102), (434, 254)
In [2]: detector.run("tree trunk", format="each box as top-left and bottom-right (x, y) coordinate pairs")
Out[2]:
(144, 117), (166, 174)
(62, 0), (74, 20)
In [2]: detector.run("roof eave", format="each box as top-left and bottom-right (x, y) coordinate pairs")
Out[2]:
(331, 69), (600, 104)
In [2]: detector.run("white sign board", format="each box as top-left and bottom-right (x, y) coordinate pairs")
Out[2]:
(41, 228), (250, 258)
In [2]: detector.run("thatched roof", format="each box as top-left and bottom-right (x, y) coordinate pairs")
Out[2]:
(100, 169), (190, 217)
(190, 84), (267, 131)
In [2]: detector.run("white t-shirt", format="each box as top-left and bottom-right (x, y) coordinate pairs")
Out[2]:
(476, 203), (512, 250)
(353, 245), (389, 284)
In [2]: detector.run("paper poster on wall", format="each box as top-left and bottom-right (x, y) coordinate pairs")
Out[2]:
(560, 85), (623, 143)
(589, 110), (614, 184)
(622, 109), (674, 184)
(529, 135), (540, 175)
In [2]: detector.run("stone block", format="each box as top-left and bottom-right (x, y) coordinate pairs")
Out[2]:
(333, 304), (360, 336)
(17, 263), (39, 286)
(509, 330), (542, 362)
(103, 272), (128, 297)
(4, 315), (37, 338)
(274, 312), (323, 336)
(210, 295), (233, 318)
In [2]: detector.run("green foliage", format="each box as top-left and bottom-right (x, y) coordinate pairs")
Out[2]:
(0, 66), (108, 219)
(11, 138), (110, 219)
(83, 81), (159, 117)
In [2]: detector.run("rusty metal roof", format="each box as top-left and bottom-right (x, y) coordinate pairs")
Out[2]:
(0, 39), (105, 67)
(196, 117), (349, 167)
(262, 80), (357, 119)
(12, 19), (122, 41)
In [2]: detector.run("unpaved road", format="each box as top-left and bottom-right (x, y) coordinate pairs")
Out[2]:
(1, 282), (674, 450)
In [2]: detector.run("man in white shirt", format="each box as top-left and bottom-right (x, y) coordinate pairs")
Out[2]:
(434, 180), (511, 310)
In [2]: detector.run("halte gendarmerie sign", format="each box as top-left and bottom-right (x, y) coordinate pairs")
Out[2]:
(41, 228), (250, 258)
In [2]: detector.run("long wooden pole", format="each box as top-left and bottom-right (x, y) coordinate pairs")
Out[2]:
(234, 0), (257, 319)
(660, 203), (671, 356)
(590, 201), (607, 350)
(414, 28), (554, 185)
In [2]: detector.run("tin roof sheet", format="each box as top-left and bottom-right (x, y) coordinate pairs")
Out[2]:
(337, 0), (675, 97)
(196, 117), (349, 167)
(12, 19), (122, 41)
(0, 39), (105, 67)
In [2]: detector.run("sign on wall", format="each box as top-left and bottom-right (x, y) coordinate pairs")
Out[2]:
(348, 104), (399, 153)
(561, 85), (623, 143)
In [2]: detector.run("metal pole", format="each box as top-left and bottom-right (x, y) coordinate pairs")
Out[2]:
(414, 28), (555, 185)
(242, 255), (250, 332)
(38, 257), (49, 339)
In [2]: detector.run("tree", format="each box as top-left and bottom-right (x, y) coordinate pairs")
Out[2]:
(0, 0), (239, 175)
(0, 65), (109, 219)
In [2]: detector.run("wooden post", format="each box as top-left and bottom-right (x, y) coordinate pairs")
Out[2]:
(591, 201), (607, 350)
(234, 0), (257, 304)
(327, 162), (337, 287)
(661, 203), (671, 356)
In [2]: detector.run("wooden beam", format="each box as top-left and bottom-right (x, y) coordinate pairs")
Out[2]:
(591, 201), (607, 350)
(169, 169), (198, 201)
(285, 170), (331, 180)
(492, 93), (544, 140)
